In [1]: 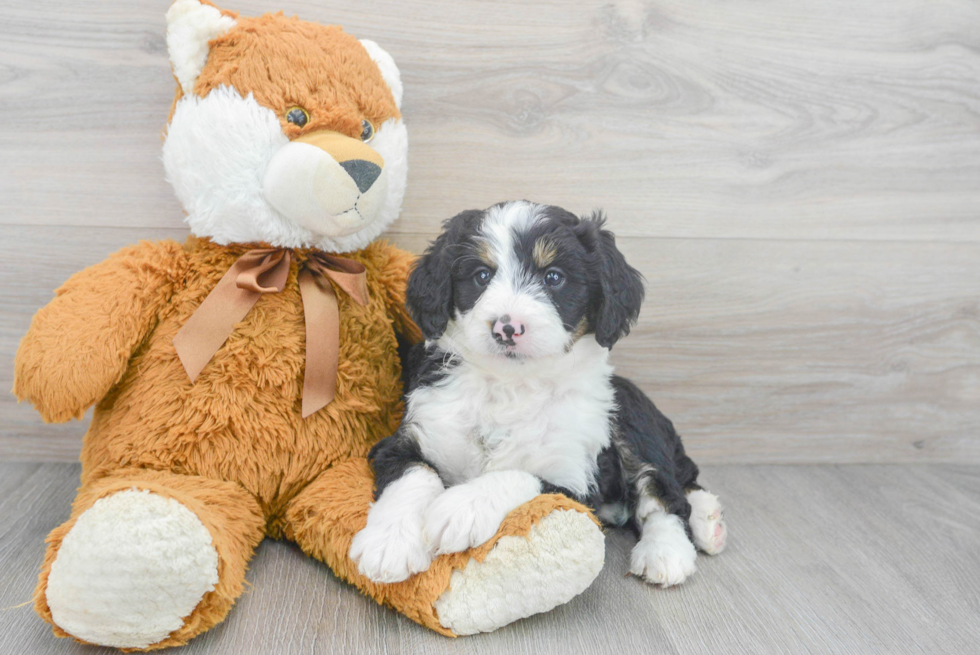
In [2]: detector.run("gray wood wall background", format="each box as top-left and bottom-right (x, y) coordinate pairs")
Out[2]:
(1, 0), (977, 464)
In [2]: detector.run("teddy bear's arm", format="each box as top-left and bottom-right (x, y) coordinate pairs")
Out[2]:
(13, 240), (189, 423)
(374, 242), (423, 345)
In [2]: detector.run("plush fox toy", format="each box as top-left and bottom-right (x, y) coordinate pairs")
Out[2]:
(13, 1), (605, 650)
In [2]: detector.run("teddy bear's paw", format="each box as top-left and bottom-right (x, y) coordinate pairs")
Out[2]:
(350, 520), (433, 584)
(434, 508), (605, 635)
(629, 513), (698, 587)
(687, 489), (728, 555)
(44, 488), (219, 649)
(423, 471), (543, 555)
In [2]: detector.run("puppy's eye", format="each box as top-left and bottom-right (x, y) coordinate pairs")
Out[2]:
(544, 269), (565, 288)
(360, 119), (375, 142)
(286, 107), (309, 127)
(474, 268), (494, 287)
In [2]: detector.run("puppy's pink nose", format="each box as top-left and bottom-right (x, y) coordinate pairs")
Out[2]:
(491, 314), (526, 345)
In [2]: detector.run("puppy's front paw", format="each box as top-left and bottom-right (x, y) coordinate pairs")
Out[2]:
(630, 514), (697, 587)
(350, 522), (432, 584)
(423, 485), (507, 555)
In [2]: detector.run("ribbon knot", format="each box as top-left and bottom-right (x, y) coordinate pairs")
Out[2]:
(173, 248), (370, 418)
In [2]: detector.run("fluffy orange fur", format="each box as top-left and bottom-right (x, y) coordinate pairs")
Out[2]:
(15, 237), (592, 648)
(15, 4), (595, 648)
(168, 7), (399, 139)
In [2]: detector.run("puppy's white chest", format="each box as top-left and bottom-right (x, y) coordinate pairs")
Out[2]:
(477, 389), (597, 472)
(411, 342), (616, 497)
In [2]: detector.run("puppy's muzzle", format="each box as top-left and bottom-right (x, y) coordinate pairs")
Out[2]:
(262, 130), (388, 238)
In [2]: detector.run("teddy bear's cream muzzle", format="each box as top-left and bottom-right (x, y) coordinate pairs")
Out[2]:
(263, 129), (388, 238)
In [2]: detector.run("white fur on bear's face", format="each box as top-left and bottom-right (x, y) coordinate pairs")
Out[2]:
(262, 141), (390, 238)
(162, 85), (408, 253)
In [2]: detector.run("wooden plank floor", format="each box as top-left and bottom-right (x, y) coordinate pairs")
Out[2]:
(2, 463), (978, 654)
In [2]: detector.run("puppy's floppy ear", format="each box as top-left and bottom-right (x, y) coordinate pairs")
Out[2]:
(407, 210), (481, 339)
(579, 211), (645, 349)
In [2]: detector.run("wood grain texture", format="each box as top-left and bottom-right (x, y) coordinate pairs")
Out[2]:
(2, 463), (978, 654)
(0, 0), (978, 240)
(2, 226), (977, 463)
(1, 0), (979, 463)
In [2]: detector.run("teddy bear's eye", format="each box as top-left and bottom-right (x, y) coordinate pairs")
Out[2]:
(286, 107), (309, 127)
(360, 119), (375, 142)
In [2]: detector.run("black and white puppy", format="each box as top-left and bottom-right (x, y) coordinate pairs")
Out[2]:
(350, 201), (727, 585)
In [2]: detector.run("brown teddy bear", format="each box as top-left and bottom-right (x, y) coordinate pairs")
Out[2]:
(12, 1), (605, 650)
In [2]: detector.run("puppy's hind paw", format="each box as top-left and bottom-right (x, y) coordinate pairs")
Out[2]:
(687, 489), (728, 555)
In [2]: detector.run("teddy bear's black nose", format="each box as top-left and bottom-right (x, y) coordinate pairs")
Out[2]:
(339, 159), (382, 193)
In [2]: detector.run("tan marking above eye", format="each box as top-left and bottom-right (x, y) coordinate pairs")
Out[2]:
(477, 239), (496, 267)
(533, 239), (558, 268)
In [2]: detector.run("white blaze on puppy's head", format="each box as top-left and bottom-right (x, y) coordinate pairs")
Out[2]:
(162, 0), (408, 253)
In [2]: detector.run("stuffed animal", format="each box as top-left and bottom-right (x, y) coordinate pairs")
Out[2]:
(13, 1), (605, 650)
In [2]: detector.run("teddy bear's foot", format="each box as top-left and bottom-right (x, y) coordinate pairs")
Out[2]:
(45, 488), (220, 649)
(433, 508), (605, 635)
(283, 460), (605, 637)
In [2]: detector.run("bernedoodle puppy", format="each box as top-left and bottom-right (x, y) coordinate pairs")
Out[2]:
(351, 200), (728, 586)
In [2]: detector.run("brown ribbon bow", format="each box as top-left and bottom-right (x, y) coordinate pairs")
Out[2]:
(173, 248), (370, 418)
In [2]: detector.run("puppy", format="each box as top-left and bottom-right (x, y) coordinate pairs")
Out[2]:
(350, 201), (727, 586)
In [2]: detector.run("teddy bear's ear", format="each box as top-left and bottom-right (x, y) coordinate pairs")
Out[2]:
(166, 0), (237, 95)
(359, 39), (403, 110)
